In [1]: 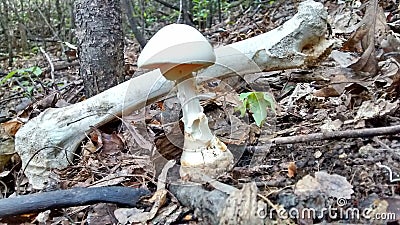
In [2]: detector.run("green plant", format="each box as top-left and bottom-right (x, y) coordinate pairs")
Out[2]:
(0, 66), (42, 86)
(192, 0), (230, 25)
(237, 92), (275, 127)
(193, 0), (210, 21)
(31, 46), (40, 54)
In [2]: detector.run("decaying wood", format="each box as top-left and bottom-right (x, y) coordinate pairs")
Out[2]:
(15, 0), (331, 189)
(169, 182), (265, 225)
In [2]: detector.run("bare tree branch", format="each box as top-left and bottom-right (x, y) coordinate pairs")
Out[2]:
(272, 125), (400, 145)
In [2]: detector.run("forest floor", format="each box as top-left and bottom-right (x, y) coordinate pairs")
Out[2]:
(1, 0), (400, 224)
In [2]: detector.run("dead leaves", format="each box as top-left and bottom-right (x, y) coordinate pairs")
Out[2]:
(355, 99), (399, 121)
(341, 0), (389, 76)
(114, 189), (169, 224)
(84, 128), (124, 155)
(294, 171), (354, 200)
(0, 122), (18, 172)
(287, 162), (297, 178)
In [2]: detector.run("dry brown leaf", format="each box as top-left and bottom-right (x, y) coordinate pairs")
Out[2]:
(115, 189), (168, 223)
(314, 74), (352, 97)
(331, 4), (362, 34)
(124, 121), (153, 150)
(82, 141), (97, 154)
(88, 128), (103, 151)
(313, 86), (340, 97)
(295, 171), (353, 200)
(287, 161), (297, 178)
(355, 99), (399, 121)
(388, 72), (400, 97)
(330, 50), (359, 67)
(341, 26), (369, 53)
(347, 1), (389, 75)
(320, 119), (343, 132)
(87, 203), (117, 225)
(33, 92), (59, 109)
(101, 133), (124, 155)
(1, 120), (22, 136)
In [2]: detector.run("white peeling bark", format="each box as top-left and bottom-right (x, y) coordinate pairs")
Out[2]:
(15, 0), (331, 189)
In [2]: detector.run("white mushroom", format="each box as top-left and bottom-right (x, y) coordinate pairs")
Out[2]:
(137, 24), (234, 181)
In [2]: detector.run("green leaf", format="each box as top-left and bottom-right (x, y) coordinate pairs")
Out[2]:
(236, 98), (247, 117)
(247, 92), (268, 127)
(31, 66), (42, 76)
(26, 86), (34, 95)
(31, 46), (39, 54)
(263, 92), (275, 109)
(237, 92), (275, 127)
(239, 92), (252, 100)
(0, 66), (43, 88)
(0, 70), (17, 86)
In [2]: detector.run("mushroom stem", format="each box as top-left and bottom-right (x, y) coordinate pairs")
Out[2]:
(177, 74), (213, 149)
(135, 23), (234, 181)
(177, 73), (234, 181)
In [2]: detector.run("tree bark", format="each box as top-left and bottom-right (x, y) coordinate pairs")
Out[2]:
(1, 0), (13, 67)
(68, 0), (75, 43)
(75, 0), (124, 97)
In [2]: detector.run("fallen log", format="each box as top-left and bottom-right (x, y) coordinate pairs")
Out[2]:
(0, 186), (149, 218)
(15, 0), (331, 189)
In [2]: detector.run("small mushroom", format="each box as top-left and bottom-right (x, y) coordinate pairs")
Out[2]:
(137, 24), (234, 181)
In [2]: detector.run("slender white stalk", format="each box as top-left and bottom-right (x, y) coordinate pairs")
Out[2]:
(177, 74), (213, 149)
(177, 73), (234, 180)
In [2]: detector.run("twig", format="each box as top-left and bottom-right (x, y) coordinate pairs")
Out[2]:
(376, 163), (400, 183)
(153, 0), (180, 11)
(44, 61), (79, 74)
(272, 125), (400, 145)
(177, 0), (182, 23)
(34, 4), (60, 41)
(0, 93), (25, 104)
(39, 47), (55, 83)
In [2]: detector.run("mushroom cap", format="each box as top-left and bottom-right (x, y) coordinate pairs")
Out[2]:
(137, 24), (216, 80)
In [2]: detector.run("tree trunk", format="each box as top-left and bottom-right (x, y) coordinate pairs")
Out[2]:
(122, 0), (147, 48)
(75, 0), (124, 97)
(207, 1), (213, 28)
(1, 0), (13, 67)
(68, 0), (75, 43)
(182, 0), (194, 26)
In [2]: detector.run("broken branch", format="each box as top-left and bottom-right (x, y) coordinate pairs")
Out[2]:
(272, 124), (400, 145)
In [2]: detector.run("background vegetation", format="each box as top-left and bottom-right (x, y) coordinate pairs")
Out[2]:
(0, 0), (273, 69)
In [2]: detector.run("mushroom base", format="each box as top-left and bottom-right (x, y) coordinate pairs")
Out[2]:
(180, 135), (234, 181)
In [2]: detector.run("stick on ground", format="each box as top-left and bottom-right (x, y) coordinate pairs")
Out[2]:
(0, 186), (150, 218)
(272, 125), (400, 145)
